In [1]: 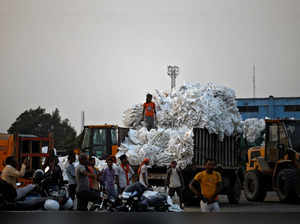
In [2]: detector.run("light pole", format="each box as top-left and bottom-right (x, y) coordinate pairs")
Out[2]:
(167, 65), (179, 128)
(167, 65), (179, 94)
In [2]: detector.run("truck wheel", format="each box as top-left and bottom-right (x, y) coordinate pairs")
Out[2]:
(227, 177), (241, 204)
(276, 168), (297, 203)
(244, 171), (266, 202)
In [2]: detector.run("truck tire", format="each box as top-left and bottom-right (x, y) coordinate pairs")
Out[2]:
(227, 177), (241, 204)
(276, 168), (297, 203)
(244, 171), (266, 202)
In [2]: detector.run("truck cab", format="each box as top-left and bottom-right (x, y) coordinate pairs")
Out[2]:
(80, 125), (129, 159)
(0, 133), (53, 186)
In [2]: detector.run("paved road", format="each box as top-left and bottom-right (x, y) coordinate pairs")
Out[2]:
(184, 191), (300, 212)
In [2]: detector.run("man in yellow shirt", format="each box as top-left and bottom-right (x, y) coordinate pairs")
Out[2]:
(189, 159), (223, 212)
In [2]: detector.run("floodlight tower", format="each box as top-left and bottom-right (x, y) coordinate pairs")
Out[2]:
(81, 111), (85, 133)
(167, 65), (179, 93)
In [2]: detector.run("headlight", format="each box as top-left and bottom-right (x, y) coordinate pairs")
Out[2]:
(122, 200), (127, 203)
(133, 197), (138, 200)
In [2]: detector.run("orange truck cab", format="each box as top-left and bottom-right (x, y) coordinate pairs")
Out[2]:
(0, 133), (53, 186)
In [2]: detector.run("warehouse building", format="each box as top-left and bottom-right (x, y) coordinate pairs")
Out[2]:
(236, 96), (300, 120)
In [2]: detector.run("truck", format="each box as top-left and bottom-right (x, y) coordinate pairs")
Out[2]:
(79, 125), (243, 204)
(0, 133), (53, 186)
(243, 119), (300, 202)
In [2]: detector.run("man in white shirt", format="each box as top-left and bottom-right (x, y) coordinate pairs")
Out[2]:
(165, 161), (184, 209)
(117, 154), (135, 193)
(138, 158), (150, 187)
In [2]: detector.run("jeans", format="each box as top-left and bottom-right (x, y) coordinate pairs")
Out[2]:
(145, 116), (155, 131)
(68, 184), (76, 201)
(16, 184), (36, 200)
(200, 201), (220, 212)
(168, 187), (183, 207)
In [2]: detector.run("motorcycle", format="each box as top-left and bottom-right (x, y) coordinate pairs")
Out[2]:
(119, 182), (169, 212)
(89, 186), (119, 212)
(29, 169), (73, 210)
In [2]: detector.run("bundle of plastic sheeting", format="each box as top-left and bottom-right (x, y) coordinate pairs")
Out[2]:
(116, 127), (194, 169)
(123, 104), (144, 129)
(122, 82), (242, 141)
(242, 118), (265, 143)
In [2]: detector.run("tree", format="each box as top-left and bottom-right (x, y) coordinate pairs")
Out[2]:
(8, 107), (77, 153)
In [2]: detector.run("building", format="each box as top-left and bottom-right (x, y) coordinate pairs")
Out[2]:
(236, 96), (300, 120)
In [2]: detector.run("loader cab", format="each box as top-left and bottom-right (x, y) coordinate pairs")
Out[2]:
(80, 125), (129, 159)
(265, 120), (300, 164)
(244, 119), (300, 202)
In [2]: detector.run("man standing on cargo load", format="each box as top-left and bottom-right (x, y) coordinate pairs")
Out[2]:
(189, 159), (223, 212)
(142, 93), (157, 131)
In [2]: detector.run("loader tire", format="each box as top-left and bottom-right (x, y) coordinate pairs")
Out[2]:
(276, 168), (297, 203)
(227, 177), (241, 204)
(296, 169), (300, 199)
(244, 171), (266, 202)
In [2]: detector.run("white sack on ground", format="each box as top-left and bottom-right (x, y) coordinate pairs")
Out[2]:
(242, 118), (265, 143)
(123, 82), (242, 140)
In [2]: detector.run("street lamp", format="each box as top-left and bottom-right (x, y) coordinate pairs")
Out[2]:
(167, 65), (179, 93)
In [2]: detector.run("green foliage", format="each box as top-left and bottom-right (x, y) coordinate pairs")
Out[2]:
(8, 106), (77, 153)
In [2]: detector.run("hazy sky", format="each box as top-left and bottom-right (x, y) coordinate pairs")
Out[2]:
(1, 0), (300, 134)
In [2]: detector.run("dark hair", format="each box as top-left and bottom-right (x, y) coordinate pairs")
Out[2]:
(106, 157), (113, 162)
(79, 153), (87, 161)
(205, 158), (216, 164)
(119, 154), (127, 161)
(5, 156), (17, 168)
(89, 157), (95, 162)
(146, 93), (152, 98)
(68, 152), (75, 161)
(49, 156), (58, 164)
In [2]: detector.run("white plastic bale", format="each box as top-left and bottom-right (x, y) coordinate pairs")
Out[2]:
(121, 82), (243, 168)
(242, 118), (265, 143)
(123, 82), (242, 140)
(117, 127), (194, 169)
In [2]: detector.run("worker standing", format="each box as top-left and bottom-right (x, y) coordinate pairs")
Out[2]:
(138, 158), (150, 188)
(165, 161), (185, 209)
(66, 152), (76, 201)
(102, 157), (118, 200)
(142, 93), (157, 131)
(189, 159), (223, 212)
(87, 157), (101, 192)
(117, 154), (135, 193)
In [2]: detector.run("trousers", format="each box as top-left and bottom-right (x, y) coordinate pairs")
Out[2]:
(16, 184), (36, 200)
(200, 201), (220, 212)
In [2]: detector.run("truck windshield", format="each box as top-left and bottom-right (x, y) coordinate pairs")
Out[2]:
(111, 129), (117, 145)
(286, 122), (300, 153)
(92, 129), (107, 158)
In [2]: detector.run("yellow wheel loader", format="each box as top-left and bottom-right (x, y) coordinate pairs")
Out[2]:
(244, 119), (300, 202)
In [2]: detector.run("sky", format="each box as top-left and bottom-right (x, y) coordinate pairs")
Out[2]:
(1, 0), (300, 134)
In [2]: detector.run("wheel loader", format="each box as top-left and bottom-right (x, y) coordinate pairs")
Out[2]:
(244, 119), (300, 202)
